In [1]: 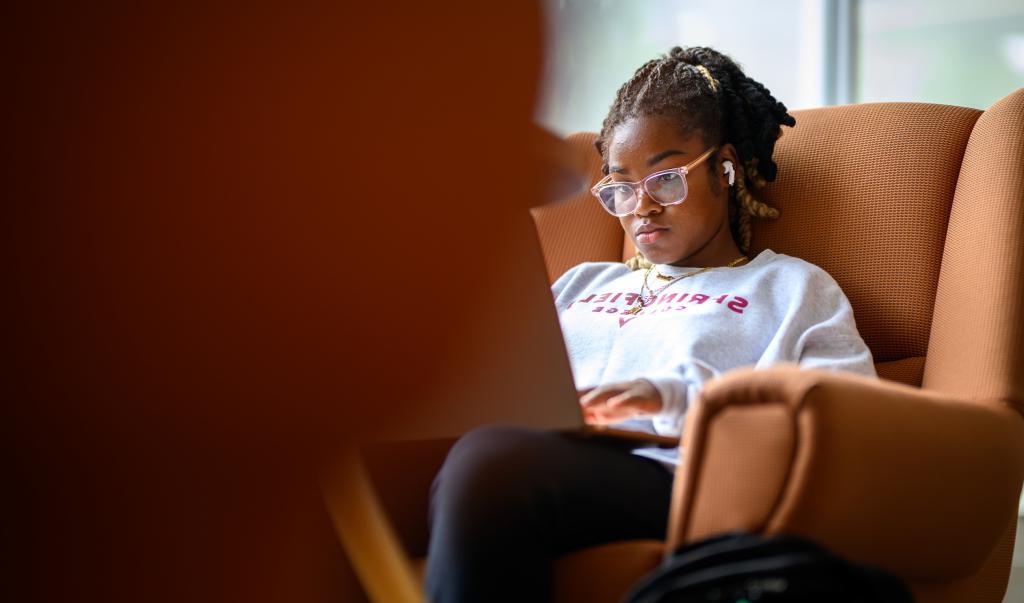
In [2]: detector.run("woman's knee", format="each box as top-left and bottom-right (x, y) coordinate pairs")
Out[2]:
(429, 425), (557, 515)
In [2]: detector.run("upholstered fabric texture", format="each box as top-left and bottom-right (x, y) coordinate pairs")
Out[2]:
(530, 132), (624, 283)
(923, 90), (1024, 404)
(669, 365), (1024, 603)
(755, 102), (981, 370)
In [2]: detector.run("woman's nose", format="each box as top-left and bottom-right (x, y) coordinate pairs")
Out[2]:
(633, 189), (662, 217)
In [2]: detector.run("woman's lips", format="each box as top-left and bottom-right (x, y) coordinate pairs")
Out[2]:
(636, 228), (667, 244)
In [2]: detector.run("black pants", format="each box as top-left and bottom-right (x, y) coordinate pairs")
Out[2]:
(424, 425), (675, 603)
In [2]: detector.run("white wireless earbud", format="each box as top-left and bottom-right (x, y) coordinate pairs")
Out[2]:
(723, 160), (735, 186)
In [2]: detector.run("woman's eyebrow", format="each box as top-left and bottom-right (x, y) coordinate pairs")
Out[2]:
(646, 149), (687, 166)
(609, 149), (688, 175)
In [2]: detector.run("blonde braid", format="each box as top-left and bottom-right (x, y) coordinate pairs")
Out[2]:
(732, 211), (748, 255)
(743, 161), (769, 189)
(732, 161), (779, 253)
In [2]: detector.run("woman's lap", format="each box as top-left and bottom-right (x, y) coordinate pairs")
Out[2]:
(424, 424), (674, 603)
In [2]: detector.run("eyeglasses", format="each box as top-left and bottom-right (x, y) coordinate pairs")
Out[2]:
(590, 146), (718, 217)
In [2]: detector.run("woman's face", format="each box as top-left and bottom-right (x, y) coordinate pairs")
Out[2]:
(607, 114), (739, 267)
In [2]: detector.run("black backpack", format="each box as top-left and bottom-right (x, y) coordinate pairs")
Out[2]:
(621, 531), (914, 603)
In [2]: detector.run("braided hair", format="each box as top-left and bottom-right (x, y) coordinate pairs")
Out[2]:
(595, 46), (795, 268)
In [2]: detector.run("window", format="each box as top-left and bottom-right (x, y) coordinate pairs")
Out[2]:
(538, 0), (823, 136)
(537, 0), (1024, 135)
(858, 0), (1024, 109)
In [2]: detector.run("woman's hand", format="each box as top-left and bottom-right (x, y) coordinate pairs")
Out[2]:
(578, 379), (663, 425)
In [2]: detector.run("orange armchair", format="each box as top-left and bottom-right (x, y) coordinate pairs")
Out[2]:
(348, 90), (1024, 603)
(527, 89), (1024, 603)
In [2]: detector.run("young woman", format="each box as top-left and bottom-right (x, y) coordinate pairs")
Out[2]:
(424, 46), (875, 603)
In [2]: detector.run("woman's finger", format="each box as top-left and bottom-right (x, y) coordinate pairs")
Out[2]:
(606, 392), (659, 413)
(587, 405), (638, 424)
(579, 385), (625, 408)
(605, 394), (636, 409)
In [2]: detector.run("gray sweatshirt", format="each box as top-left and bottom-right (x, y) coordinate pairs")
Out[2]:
(551, 249), (876, 469)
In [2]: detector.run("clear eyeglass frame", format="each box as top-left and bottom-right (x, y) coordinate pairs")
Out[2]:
(590, 146), (718, 217)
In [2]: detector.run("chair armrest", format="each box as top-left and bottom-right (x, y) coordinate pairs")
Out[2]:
(667, 365), (1024, 581)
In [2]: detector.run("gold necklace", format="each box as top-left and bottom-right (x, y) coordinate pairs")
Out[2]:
(624, 255), (748, 316)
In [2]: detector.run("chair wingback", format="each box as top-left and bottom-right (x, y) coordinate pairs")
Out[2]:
(530, 132), (622, 284)
(922, 88), (1024, 405)
(754, 101), (981, 386)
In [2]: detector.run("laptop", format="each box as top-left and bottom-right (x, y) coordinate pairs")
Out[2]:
(376, 209), (680, 447)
